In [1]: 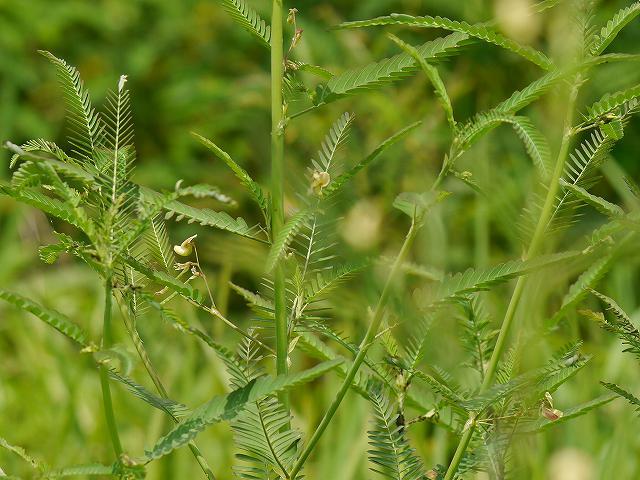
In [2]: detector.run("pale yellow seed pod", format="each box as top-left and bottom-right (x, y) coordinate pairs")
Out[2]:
(174, 234), (197, 257)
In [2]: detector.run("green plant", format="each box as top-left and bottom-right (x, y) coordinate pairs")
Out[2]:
(1, 0), (640, 479)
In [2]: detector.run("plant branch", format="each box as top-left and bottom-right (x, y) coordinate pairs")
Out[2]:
(99, 275), (123, 459)
(271, 0), (289, 398)
(443, 77), (581, 480)
(289, 219), (419, 479)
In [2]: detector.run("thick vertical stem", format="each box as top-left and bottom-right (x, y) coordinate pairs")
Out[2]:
(99, 276), (123, 458)
(443, 80), (580, 480)
(271, 0), (288, 385)
(290, 221), (418, 479)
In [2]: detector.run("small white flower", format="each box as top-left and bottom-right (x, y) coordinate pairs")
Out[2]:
(174, 234), (197, 257)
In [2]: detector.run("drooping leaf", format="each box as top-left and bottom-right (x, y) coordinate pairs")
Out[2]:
(387, 33), (455, 130)
(192, 132), (268, 214)
(0, 289), (88, 346)
(336, 13), (553, 70)
(144, 359), (342, 461)
(601, 382), (640, 416)
(315, 33), (468, 105)
(219, 0), (271, 49)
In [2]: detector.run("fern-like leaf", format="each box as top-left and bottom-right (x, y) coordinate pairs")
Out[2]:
(324, 121), (422, 198)
(335, 13), (553, 70)
(367, 387), (425, 480)
(304, 263), (365, 304)
(311, 112), (354, 177)
(560, 180), (625, 218)
(459, 113), (551, 177)
(584, 83), (640, 121)
(419, 250), (582, 307)
(521, 394), (616, 433)
(39, 51), (103, 164)
(192, 132), (268, 214)
(601, 382), (640, 415)
(590, 2), (640, 55)
(161, 196), (266, 241)
(315, 33), (468, 105)
(144, 359), (342, 461)
(266, 209), (314, 272)
(0, 289), (88, 346)
(220, 0), (271, 49)
(232, 396), (301, 479)
(590, 289), (640, 360)
(388, 33), (455, 131)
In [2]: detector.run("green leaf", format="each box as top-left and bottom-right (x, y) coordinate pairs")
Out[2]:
(560, 180), (625, 217)
(232, 397), (301, 478)
(44, 462), (145, 478)
(419, 251), (583, 307)
(0, 289), (88, 346)
(160, 195), (266, 242)
(38, 51), (103, 164)
(123, 255), (204, 305)
(521, 394), (616, 433)
(192, 132), (268, 214)
(143, 359), (343, 461)
(0, 437), (44, 473)
(219, 0), (271, 49)
(315, 33), (468, 104)
(393, 191), (449, 221)
(601, 382), (640, 415)
(367, 387), (425, 480)
(304, 263), (365, 304)
(266, 209), (314, 272)
(0, 184), (94, 235)
(508, 116), (552, 178)
(324, 121), (422, 198)
(584, 83), (640, 122)
(108, 368), (189, 420)
(310, 112), (354, 177)
(387, 33), (455, 130)
(335, 13), (553, 70)
(590, 2), (640, 55)
(547, 252), (616, 328)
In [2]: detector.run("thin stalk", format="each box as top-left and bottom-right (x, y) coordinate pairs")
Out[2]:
(443, 79), (581, 480)
(290, 220), (419, 479)
(115, 297), (216, 479)
(99, 275), (123, 458)
(271, 1), (289, 386)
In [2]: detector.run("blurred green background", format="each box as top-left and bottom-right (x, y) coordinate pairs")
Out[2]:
(1, 0), (639, 478)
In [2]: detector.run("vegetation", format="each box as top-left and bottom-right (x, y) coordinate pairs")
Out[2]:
(1, 0), (639, 479)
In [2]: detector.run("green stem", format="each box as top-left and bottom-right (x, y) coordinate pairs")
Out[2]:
(442, 79), (581, 480)
(118, 301), (216, 479)
(99, 275), (123, 458)
(271, 1), (288, 386)
(290, 220), (418, 479)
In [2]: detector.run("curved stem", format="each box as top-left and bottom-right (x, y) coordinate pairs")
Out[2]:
(443, 79), (581, 480)
(290, 220), (418, 479)
(100, 275), (123, 458)
(271, 0), (289, 395)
